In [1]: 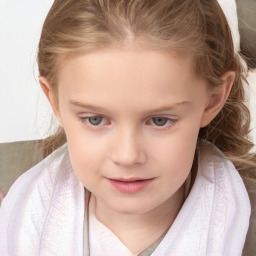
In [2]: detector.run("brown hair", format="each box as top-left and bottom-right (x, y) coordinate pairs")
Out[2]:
(38, 0), (256, 172)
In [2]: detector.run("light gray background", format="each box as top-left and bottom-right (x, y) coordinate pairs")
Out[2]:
(0, 0), (55, 142)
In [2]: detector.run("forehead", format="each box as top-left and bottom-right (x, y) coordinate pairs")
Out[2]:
(57, 47), (207, 112)
(58, 47), (197, 88)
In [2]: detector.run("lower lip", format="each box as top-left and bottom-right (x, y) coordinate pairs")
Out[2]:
(108, 178), (154, 193)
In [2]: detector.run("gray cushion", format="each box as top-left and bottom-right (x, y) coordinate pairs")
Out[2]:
(0, 140), (44, 195)
(236, 0), (256, 68)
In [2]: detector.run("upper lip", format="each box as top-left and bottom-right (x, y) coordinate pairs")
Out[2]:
(108, 177), (155, 182)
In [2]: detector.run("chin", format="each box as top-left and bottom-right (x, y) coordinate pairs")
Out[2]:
(108, 198), (158, 215)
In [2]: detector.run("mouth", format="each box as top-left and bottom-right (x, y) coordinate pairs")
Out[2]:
(107, 177), (155, 193)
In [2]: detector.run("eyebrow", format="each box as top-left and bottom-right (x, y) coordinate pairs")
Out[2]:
(69, 100), (191, 113)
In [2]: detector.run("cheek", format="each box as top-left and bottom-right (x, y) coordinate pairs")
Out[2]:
(64, 127), (109, 184)
(151, 123), (199, 178)
(67, 142), (103, 189)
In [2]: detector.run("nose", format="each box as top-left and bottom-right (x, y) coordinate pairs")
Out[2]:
(110, 128), (147, 167)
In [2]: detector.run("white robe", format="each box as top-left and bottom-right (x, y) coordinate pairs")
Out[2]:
(0, 141), (250, 256)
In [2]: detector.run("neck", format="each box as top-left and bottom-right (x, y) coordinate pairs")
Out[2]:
(93, 183), (185, 254)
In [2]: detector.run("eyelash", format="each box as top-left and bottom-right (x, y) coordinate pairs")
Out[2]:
(79, 115), (178, 129)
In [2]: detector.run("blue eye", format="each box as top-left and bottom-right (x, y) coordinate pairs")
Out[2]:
(147, 117), (177, 127)
(151, 117), (169, 126)
(81, 116), (108, 126)
(88, 116), (103, 125)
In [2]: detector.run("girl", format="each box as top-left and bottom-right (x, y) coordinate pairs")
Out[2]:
(0, 0), (255, 255)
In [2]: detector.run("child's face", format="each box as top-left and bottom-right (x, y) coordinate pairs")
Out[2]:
(49, 46), (214, 215)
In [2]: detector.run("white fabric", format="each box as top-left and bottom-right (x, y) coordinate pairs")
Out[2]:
(247, 69), (256, 149)
(217, 0), (240, 52)
(0, 141), (250, 256)
(88, 175), (192, 256)
(151, 141), (250, 256)
(0, 145), (85, 256)
(89, 195), (136, 256)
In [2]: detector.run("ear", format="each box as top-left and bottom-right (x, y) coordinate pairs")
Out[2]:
(200, 71), (235, 127)
(39, 77), (63, 127)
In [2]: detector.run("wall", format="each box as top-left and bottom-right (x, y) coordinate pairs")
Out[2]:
(0, 0), (55, 142)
